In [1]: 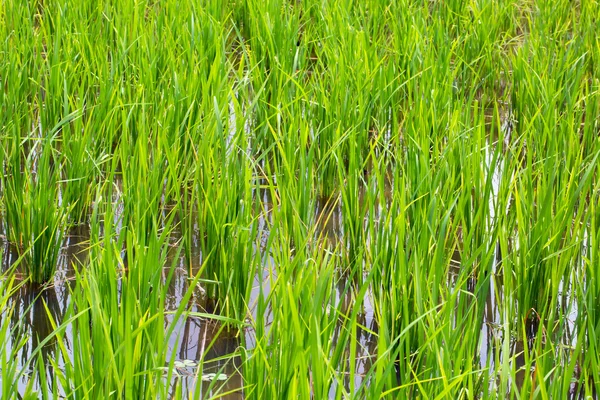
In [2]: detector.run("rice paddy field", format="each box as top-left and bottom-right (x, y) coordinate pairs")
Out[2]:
(0, 0), (599, 398)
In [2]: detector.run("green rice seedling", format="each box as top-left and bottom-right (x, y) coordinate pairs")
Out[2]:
(49, 181), (173, 399)
(363, 99), (503, 396)
(59, 95), (100, 225)
(192, 123), (258, 320)
(67, 227), (172, 397)
(337, 149), (368, 286)
(495, 0), (598, 336)
(266, 110), (319, 250)
(231, 0), (306, 156)
(46, 182), (244, 399)
(306, 6), (393, 195)
(1, 134), (67, 284)
(118, 115), (169, 243)
(157, 5), (233, 205)
(503, 112), (598, 330)
(241, 222), (373, 399)
(578, 166), (600, 397)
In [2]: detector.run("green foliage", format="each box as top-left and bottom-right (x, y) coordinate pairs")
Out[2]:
(1, 134), (67, 284)
(1, 0), (599, 398)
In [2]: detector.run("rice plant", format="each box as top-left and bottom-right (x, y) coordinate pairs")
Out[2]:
(1, 134), (67, 284)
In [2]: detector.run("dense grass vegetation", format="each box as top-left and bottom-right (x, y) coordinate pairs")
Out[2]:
(1, 0), (599, 398)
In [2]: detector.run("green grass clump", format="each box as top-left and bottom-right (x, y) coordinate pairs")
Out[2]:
(56, 198), (177, 398)
(1, 0), (599, 398)
(1, 135), (67, 284)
